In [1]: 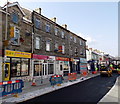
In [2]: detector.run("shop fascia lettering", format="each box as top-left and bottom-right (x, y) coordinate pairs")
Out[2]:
(32, 54), (55, 60)
(5, 50), (31, 58)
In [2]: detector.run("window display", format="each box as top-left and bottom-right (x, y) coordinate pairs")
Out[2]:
(11, 58), (29, 77)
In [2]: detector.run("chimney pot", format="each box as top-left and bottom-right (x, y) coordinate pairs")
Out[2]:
(35, 8), (41, 14)
(51, 17), (56, 23)
(62, 24), (67, 29)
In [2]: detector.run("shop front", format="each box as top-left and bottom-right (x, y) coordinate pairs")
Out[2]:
(80, 58), (88, 74)
(3, 50), (31, 81)
(32, 54), (55, 79)
(55, 57), (70, 76)
(69, 58), (80, 73)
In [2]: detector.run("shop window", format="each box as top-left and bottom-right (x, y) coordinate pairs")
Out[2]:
(11, 58), (29, 77)
(34, 62), (42, 76)
(48, 64), (54, 74)
(46, 24), (50, 32)
(46, 40), (50, 51)
(11, 58), (21, 77)
(35, 18), (41, 29)
(10, 27), (20, 45)
(35, 37), (40, 49)
(21, 59), (29, 76)
(11, 13), (19, 24)
(63, 61), (69, 70)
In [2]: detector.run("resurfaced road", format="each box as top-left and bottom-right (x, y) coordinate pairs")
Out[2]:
(19, 73), (119, 104)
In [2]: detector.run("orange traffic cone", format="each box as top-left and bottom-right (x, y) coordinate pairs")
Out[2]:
(31, 78), (36, 86)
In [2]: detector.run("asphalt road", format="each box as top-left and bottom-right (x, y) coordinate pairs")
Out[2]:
(19, 73), (119, 104)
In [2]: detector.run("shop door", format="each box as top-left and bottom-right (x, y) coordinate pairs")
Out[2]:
(2, 63), (10, 81)
(42, 63), (48, 78)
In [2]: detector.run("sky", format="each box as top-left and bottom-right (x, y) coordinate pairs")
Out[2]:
(0, 1), (118, 57)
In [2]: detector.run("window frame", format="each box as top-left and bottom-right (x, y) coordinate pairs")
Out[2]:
(46, 24), (51, 33)
(35, 36), (41, 49)
(46, 40), (51, 51)
(35, 18), (41, 29)
(11, 12), (19, 24)
(10, 27), (20, 45)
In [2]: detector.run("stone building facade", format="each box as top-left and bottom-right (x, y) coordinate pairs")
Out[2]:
(2, 2), (86, 81)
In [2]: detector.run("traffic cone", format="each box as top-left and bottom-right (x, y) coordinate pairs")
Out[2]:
(57, 83), (61, 86)
(31, 78), (36, 86)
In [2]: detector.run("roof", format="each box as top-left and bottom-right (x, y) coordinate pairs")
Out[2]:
(2, 2), (25, 16)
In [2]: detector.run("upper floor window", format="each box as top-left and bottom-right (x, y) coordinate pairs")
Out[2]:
(55, 43), (58, 50)
(70, 36), (73, 41)
(10, 27), (20, 45)
(55, 27), (58, 35)
(46, 40), (50, 51)
(75, 47), (78, 54)
(62, 45), (65, 54)
(80, 39), (82, 45)
(61, 31), (65, 38)
(35, 19), (41, 29)
(35, 37), (40, 49)
(46, 24), (50, 32)
(11, 13), (19, 24)
(74, 37), (76, 43)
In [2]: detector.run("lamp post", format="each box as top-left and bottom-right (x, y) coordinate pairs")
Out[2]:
(3, 0), (8, 81)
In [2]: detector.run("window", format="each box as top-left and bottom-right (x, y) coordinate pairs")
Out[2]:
(34, 61), (42, 76)
(11, 13), (19, 24)
(70, 36), (73, 40)
(80, 39), (82, 45)
(74, 37), (76, 43)
(35, 37), (40, 49)
(46, 24), (50, 32)
(61, 31), (65, 38)
(75, 47), (78, 55)
(10, 27), (20, 45)
(62, 45), (65, 54)
(55, 43), (58, 50)
(21, 59), (29, 76)
(46, 40), (50, 51)
(35, 19), (41, 29)
(11, 58), (29, 77)
(55, 27), (58, 35)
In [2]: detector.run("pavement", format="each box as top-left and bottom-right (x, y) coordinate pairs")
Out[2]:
(98, 75), (120, 103)
(1, 72), (119, 104)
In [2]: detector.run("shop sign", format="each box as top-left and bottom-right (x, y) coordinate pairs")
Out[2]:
(80, 58), (87, 63)
(49, 56), (55, 60)
(32, 54), (49, 60)
(70, 58), (74, 61)
(5, 50), (31, 58)
(56, 57), (69, 61)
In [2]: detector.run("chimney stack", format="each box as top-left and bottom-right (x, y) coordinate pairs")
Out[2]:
(51, 17), (56, 23)
(62, 24), (67, 29)
(35, 8), (41, 14)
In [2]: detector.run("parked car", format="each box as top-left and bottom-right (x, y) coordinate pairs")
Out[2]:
(100, 65), (112, 77)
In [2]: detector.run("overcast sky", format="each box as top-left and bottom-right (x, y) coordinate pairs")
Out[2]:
(0, 1), (118, 57)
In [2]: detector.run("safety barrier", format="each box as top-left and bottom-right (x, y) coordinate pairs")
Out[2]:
(0, 79), (24, 97)
(49, 75), (64, 87)
(68, 73), (77, 81)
